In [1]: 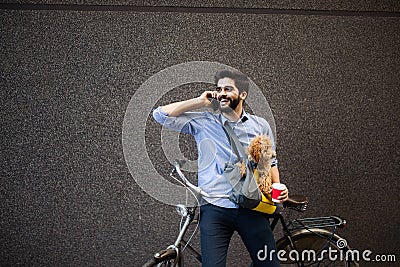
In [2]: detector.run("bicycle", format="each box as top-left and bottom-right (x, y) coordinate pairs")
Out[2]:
(142, 160), (359, 267)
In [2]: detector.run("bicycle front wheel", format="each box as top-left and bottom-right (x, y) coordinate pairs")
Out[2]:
(276, 228), (354, 266)
(142, 248), (183, 267)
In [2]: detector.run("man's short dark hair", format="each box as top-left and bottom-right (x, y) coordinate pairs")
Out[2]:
(214, 69), (249, 93)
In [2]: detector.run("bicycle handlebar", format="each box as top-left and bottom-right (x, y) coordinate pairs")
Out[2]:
(173, 160), (311, 213)
(173, 160), (230, 199)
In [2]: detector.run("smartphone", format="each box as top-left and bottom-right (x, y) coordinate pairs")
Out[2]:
(208, 96), (220, 111)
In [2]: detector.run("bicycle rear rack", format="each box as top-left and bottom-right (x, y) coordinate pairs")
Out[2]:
(288, 216), (346, 231)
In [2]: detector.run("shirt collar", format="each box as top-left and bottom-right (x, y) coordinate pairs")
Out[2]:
(220, 109), (249, 124)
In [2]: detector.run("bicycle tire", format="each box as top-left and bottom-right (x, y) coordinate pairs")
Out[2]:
(142, 249), (183, 267)
(276, 228), (357, 266)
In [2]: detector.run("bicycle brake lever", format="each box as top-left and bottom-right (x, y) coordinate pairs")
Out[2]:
(170, 167), (177, 175)
(171, 159), (186, 176)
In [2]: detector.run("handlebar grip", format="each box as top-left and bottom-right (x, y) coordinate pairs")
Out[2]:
(174, 159), (186, 168)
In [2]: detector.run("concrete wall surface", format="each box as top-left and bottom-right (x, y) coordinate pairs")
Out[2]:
(2, 0), (400, 12)
(1, 1), (399, 266)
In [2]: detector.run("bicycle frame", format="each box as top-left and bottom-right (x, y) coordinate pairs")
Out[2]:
(173, 206), (201, 262)
(157, 205), (348, 266)
(144, 161), (355, 267)
(148, 205), (200, 265)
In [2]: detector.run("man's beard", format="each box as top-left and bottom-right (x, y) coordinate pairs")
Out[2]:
(219, 96), (240, 113)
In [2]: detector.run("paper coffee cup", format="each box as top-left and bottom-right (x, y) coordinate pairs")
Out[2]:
(271, 183), (286, 203)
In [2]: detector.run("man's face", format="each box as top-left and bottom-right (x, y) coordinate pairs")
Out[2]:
(216, 77), (243, 113)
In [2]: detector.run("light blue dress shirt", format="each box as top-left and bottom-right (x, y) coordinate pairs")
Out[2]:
(153, 107), (277, 208)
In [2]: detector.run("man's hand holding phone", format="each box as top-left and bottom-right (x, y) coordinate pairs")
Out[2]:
(200, 91), (219, 110)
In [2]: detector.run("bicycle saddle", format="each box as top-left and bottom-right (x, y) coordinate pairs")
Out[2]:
(283, 195), (308, 212)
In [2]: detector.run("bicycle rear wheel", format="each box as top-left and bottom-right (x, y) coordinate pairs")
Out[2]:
(276, 228), (354, 266)
(142, 249), (183, 267)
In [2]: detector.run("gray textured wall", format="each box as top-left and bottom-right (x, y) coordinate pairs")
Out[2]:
(1, 2), (399, 266)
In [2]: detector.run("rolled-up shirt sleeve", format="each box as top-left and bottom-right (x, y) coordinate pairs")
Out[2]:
(152, 106), (206, 135)
(152, 106), (169, 125)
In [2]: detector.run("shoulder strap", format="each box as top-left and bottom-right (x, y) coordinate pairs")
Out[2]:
(220, 117), (246, 160)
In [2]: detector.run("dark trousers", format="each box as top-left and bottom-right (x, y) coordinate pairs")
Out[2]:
(199, 203), (280, 267)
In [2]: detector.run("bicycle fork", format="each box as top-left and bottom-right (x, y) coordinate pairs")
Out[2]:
(158, 209), (201, 266)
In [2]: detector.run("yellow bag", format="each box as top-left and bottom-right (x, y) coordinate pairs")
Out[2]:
(252, 170), (277, 214)
(221, 120), (277, 214)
